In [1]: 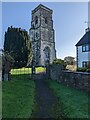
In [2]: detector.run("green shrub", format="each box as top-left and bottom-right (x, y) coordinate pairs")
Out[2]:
(86, 68), (90, 72)
(53, 58), (66, 68)
(77, 67), (90, 72)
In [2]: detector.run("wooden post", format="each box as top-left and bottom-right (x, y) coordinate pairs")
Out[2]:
(46, 59), (50, 79)
(31, 59), (36, 80)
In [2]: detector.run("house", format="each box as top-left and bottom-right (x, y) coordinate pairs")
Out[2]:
(75, 27), (90, 68)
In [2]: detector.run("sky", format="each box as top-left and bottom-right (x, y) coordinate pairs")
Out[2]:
(1, 2), (88, 59)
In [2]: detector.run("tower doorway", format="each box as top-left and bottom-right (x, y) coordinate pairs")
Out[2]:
(44, 46), (50, 66)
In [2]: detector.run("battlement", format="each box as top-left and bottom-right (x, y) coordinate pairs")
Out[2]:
(32, 4), (53, 14)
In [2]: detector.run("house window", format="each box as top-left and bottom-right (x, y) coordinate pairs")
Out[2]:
(82, 46), (86, 52)
(86, 45), (89, 51)
(82, 45), (90, 52)
(88, 45), (90, 51)
(35, 16), (38, 24)
(82, 61), (90, 68)
(82, 61), (88, 68)
(88, 61), (90, 68)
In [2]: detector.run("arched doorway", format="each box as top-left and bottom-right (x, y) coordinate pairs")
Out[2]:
(43, 46), (50, 66)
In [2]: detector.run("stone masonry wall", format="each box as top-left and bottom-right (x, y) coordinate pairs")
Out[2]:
(49, 64), (90, 91)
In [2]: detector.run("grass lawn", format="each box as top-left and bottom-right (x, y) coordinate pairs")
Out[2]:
(2, 67), (45, 118)
(10, 67), (46, 75)
(47, 80), (89, 118)
(10, 68), (32, 75)
(2, 74), (35, 118)
(35, 67), (46, 73)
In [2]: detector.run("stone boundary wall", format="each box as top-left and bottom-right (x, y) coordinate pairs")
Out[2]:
(49, 65), (90, 91)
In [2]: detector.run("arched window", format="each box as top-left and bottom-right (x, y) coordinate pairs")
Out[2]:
(45, 17), (48, 24)
(36, 32), (38, 38)
(35, 16), (38, 24)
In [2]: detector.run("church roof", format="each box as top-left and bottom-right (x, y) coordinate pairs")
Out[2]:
(75, 29), (90, 46)
(32, 4), (53, 14)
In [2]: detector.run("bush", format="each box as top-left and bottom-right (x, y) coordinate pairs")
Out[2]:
(86, 68), (90, 72)
(53, 58), (66, 68)
(77, 67), (89, 72)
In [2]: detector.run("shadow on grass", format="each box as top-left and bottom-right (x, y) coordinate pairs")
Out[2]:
(10, 74), (32, 81)
(45, 79), (89, 119)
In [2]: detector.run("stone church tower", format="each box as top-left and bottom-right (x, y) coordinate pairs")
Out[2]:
(29, 4), (56, 66)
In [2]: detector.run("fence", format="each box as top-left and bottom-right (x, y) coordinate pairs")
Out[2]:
(10, 68), (46, 81)
(2, 60), (31, 81)
(2, 58), (46, 81)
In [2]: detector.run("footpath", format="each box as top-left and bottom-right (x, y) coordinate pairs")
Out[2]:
(31, 73), (64, 118)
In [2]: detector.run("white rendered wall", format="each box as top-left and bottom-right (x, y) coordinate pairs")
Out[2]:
(77, 46), (90, 67)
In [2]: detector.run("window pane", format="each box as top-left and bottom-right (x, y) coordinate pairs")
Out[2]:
(86, 45), (89, 51)
(87, 61), (90, 68)
(35, 16), (38, 24)
(89, 45), (90, 51)
(82, 46), (86, 52)
(82, 61), (88, 68)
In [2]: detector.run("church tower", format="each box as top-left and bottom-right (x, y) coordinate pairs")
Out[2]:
(29, 4), (56, 66)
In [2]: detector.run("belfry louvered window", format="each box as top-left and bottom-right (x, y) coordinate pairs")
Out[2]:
(45, 17), (48, 24)
(35, 16), (38, 24)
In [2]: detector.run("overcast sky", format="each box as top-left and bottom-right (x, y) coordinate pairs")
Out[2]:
(2, 2), (88, 59)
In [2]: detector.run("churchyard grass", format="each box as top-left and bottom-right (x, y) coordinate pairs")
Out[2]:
(2, 67), (46, 118)
(47, 80), (89, 118)
(10, 67), (46, 75)
(2, 72), (36, 118)
(35, 67), (46, 73)
(10, 67), (32, 75)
